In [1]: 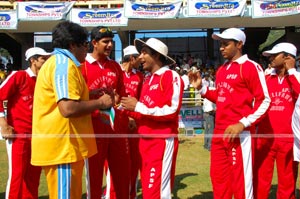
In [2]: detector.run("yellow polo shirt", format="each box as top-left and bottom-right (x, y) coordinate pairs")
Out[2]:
(31, 49), (97, 166)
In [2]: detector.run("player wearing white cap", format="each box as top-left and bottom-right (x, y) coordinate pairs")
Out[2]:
(0, 47), (51, 198)
(188, 28), (271, 199)
(254, 42), (299, 199)
(121, 38), (184, 199)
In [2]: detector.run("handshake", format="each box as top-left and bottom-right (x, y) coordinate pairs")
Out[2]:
(90, 87), (116, 110)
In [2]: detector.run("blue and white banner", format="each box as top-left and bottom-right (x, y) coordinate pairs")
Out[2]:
(187, 0), (246, 17)
(179, 106), (204, 128)
(252, 0), (300, 18)
(70, 8), (128, 27)
(0, 10), (17, 29)
(18, 1), (74, 21)
(124, 0), (182, 18)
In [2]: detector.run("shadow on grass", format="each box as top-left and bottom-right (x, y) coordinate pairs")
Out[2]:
(0, 192), (4, 198)
(187, 192), (213, 199)
(173, 172), (211, 198)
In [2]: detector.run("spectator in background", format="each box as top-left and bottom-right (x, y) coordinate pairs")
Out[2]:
(31, 21), (114, 199)
(201, 72), (215, 151)
(181, 68), (190, 91)
(0, 58), (5, 71)
(188, 28), (270, 199)
(121, 38), (184, 199)
(181, 59), (190, 71)
(254, 43), (299, 199)
(0, 47), (51, 199)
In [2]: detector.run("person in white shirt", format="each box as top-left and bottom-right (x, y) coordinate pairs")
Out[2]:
(181, 68), (190, 91)
(201, 72), (216, 151)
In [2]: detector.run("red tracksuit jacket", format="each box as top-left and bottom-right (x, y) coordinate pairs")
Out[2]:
(128, 66), (184, 137)
(0, 68), (36, 134)
(82, 54), (127, 134)
(203, 55), (270, 132)
(257, 71), (298, 142)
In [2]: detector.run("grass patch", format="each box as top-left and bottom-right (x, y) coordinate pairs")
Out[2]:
(0, 134), (299, 198)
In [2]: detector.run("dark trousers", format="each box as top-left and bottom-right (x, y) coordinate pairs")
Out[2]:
(203, 112), (215, 150)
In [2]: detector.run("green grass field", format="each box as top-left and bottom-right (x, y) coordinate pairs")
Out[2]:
(0, 134), (298, 198)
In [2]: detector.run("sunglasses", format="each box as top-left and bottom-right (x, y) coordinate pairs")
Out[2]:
(99, 27), (112, 33)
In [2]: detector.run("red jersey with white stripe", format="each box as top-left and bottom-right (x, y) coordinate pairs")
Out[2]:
(121, 67), (143, 99)
(203, 55), (270, 132)
(82, 54), (127, 134)
(0, 68), (36, 134)
(257, 70), (298, 142)
(131, 66), (184, 137)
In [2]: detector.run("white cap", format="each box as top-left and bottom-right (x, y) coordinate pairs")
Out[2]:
(123, 45), (139, 57)
(212, 28), (246, 45)
(262, 42), (297, 57)
(25, 47), (51, 61)
(135, 38), (176, 65)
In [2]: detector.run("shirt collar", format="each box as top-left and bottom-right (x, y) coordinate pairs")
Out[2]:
(153, 66), (169, 76)
(85, 53), (96, 64)
(54, 48), (81, 67)
(233, 54), (248, 64)
(120, 64), (137, 75)
(25, 67), (35, 77)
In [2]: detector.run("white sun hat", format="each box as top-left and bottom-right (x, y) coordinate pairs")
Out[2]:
(123, 45), (139, 57)
(212, 28), (246, 45)
(262, 42), (297, 57)
(134, 38), (175, 65)
(25, 47), (52, 61)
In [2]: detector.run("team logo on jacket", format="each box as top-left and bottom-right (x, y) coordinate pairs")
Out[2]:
(150, 84), (159, 90)
(131, 81), (139, 85)
(226, 74), (237, 79)
(107, 72), (116, 77)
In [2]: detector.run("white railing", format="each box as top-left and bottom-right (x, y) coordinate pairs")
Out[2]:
(182, 90), (203, 106)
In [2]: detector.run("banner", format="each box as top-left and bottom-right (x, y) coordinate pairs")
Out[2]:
(70, 8), (128, 27)
(252, 0), (300, 18)
(124, 0), (182, 18)
(179, 106), (204, 128)
(0, 10), (17, 29)
(18, 1), (74, 21)
(187, 0), (247, 17)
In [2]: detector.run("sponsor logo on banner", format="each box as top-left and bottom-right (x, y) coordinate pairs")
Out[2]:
(0, 11), (17, 29)
(18, 1), (74, 21)
(179, 106), (204, 128)
(187, 0), (246, 17)
(252, 0), (300, 18)
(70, 8), (128, 27)
(124, 0), (182, 18)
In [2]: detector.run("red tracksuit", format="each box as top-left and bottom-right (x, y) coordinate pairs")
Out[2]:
(106, 67), (144, 199)
(254, 70), (299, 199)
(82, 54), (130, 199)
(127, 66), (183, 199)
(0, 68), (42, 199)
(124, 69), (143, 199)
(202, 55), (270, 199)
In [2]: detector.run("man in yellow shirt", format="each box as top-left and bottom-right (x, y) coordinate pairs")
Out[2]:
(31, 21), (114, 199)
